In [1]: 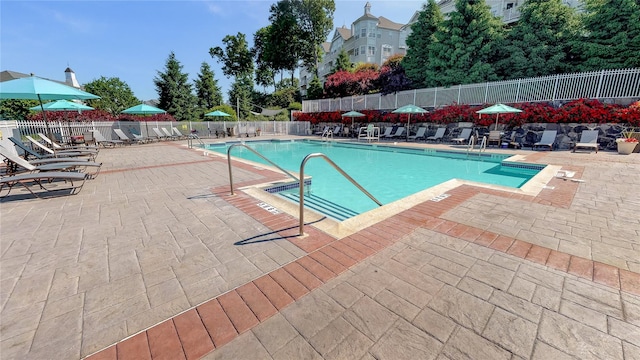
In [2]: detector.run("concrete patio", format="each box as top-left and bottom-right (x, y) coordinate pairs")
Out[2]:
(1, 137), (638, 359)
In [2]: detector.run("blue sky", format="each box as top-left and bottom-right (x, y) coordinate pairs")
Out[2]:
(1, 1), (422, 102)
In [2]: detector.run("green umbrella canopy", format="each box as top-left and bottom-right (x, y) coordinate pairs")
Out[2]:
(0, 76), (100, 101)
(29, 99), (94, 111)
(121, 103), (166, 115)
(0, 76), (100, 136)
(342, 110), (365, 117)
(476, 103), (523, 128)
(476, 103), (522, 114)
(205, 110), (231, 117)
(392, 104), (428, 141)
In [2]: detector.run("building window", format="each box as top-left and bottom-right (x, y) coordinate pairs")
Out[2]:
(360, 46), (366, 55)
(354, 47), (359, 56)
(368, 46), (376, 56)
(369, 29), (376, 38)
(361, 28), (367, 37)
(382, 45), (392, 57)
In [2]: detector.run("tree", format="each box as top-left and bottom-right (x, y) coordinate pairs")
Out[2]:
(228, 73), (254, 119)
(427, 0), (505, 87)
(379, 54), (412, 95)
(154, 52), (197, 121)
(574, 0), (640, 71)
(83, 76), (139, 116)
(210, 33), (254, 80)
(296, 0), (335, 75)
(403, 0), (444, 88)
(494, 0), (579, 79)
(253, 27), (277, 90)
(306, 75), (324, 99)
(331, 48), (353, 74)
(268, 1), (304, 82)
(0, 99), (39, 120)
(194, 62), (223, 111)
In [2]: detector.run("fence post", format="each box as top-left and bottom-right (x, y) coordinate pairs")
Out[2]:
(595, 69), (605, 99)
(516, 79), (521, 102)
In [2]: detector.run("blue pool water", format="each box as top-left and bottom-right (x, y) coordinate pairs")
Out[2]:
(207, 140), (543, 218)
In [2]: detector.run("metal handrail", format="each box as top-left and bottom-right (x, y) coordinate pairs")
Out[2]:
(227, 143), (299, 195)
(187, 134), (204, 148)
(299, 153), (382, 236)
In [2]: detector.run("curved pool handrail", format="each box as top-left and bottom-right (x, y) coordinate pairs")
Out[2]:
(299, 152), (382, 236)
(227, 143), (299, 195)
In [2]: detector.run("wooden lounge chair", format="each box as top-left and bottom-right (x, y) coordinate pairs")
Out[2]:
(486, 131), (502, 147)
(573, 130), (599, 153)
(533, 130), (557, 151)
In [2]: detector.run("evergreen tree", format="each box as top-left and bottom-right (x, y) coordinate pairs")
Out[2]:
(427, 0), (505, 87)
(84, 76), (139, 116)
(228, 73), (254, 119)
(403, 0), (444, 88)
(194, 62), (222, 110)
(154, 52), (196, 121)
(574, 0), (640, 71)
(306, 75), (324, 99)
(331, 48), (353, 74)
(495, 0), (579, 79)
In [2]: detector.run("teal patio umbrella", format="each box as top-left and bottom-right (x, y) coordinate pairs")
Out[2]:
(121, 103), (166, 135)
(205, 110), (231, 118)
(476, 103), (522, 129)
(30, 100), (95, 139)
(0, 76), (100, 137)
(342, 110), (366, 136)
(392, 104), (428, 141)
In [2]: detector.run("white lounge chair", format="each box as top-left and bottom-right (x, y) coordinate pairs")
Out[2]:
(573, 130), (599, 153)
(172, 127), (188, 139)
(25, 136), (98, 160)
(426, 127), (446, 142)
(408, 127), (427, 141)
(0, 145), (101, 178)
(161, 127), (178, 140)
(0, 170), (88, 198)
(37, 133), (99, 151)
(533, 130), (557, 151)
(152, 128), (167, 140)
(486, 131), (503, 147)
(451, 128), (473, 144)
(113, 129), (137, 144)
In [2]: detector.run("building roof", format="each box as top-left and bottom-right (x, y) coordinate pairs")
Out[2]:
(336, 26), (352, 40)
(0, 70), (31, 82)
(321, 42), (331, 53)
(377, 16), (404, 30)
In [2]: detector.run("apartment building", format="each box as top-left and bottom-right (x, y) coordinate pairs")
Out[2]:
(299, 0), (581, 96)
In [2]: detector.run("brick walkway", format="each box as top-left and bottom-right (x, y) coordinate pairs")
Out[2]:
(1, 138), (638, 359)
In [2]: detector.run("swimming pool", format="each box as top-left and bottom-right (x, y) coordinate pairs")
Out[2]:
(207, 140), (544, 219)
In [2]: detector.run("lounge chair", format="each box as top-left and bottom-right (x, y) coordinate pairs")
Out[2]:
(161, 127), (178, 140)
(451, 128), (473, 144)
(25, 136), (98, 160)
(9, 137), (91, 164)
(172, 127), (188, 139)
(379, 127), (394, 139)
(426, 127), (446, 142)
(408, 127), (427, 141)
(152, 127), (167, 140)
(532, 130), (557, 151)
(389, 127), (406, 139)
(573, 130), (599, 153)
(90, 130), (124, 147)
(0, 170), (88, 199)
(113, 129), (137, 144)
(37, 133), (99, 151)
(486, 131), (502, 147)
(314, 125), (329, 135)
(1, 145), (101, 178)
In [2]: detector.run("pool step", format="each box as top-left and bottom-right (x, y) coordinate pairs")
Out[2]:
(279, 192), (359, 221)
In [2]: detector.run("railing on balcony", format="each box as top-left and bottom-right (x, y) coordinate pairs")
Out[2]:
(302, 68), (640, 113)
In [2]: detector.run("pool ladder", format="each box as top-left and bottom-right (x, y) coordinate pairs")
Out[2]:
(187, 134), (205, 148)
(227, 145), (381, 236)
(467, 132), (487, 155)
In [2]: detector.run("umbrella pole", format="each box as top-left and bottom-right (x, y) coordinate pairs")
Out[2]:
(406, 115), (411, 141)
(37, 94), (54, 142)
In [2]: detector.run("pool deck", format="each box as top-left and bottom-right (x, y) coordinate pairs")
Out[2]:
(1, 136), (639, 359)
